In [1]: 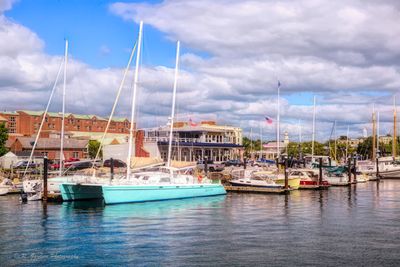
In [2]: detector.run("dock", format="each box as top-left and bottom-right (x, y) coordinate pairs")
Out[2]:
(224, 185), (290, 194)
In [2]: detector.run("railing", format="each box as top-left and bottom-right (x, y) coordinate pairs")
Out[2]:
(144, 137), (235, 144)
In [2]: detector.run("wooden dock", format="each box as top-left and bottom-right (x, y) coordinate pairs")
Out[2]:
(224, 185), (290, 194)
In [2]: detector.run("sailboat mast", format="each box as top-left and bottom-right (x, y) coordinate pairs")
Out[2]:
(393, 96), (397, 158)
(311, 96), (316, 162)
(276, 81), (280, 159)
(167, 41), (180, 167)
(127, 21), (143, 179)
(377, 111), (380, 157)
(298, 119), (302, 159)
(372, 105), (376, 161)
(334, 120), (337, 162)
(259, 122), (262, 160)
(345, 125), (349, 161)
(60, 39), (68, 176)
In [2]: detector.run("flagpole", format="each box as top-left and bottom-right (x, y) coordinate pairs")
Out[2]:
(311, 96), (316, 163)
(277, 81), (280, 159)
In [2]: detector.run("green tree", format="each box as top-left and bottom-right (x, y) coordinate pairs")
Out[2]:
(0, 123), (9, 156)
(242, 137), (262, 157)
(88, 140), (102, 159)
(287, 141), (327, 158)
(357, 136), (373, 158)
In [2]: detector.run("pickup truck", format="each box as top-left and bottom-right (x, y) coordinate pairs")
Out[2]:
(196, 160), (225, 172)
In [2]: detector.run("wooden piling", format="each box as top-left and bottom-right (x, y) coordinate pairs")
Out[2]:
(376, 157), (380, 180)
(43, 157), (48, 202)
(110, 158), (114, 181)
(204, 156), (208, 176)
(284, 158), (289, 190)
(353, 157), (357, 183)
(347, 157), (352, 184)
(318, 157), (323, 186)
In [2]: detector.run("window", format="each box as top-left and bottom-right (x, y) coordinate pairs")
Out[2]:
(45, 117), (48, 122)
(42, 152), (49, 157)
(10, 116), (16, 122)
(77, 125), (80, 130)
(73, 152), (79, 158)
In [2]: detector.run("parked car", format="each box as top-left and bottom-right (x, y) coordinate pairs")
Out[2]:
(51, 158), (80, 170)
(196, 160), (225, 172)
(13, 161), (37, 169)
(103, 159), (127, 168)
(67, 161), (94, 171)
(224, 159), (243, 167)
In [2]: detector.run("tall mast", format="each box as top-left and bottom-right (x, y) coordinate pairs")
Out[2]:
(276, 81), (281, 159)
(377, 111), (380, 158)
(345, 125), (349, 161)
(372, 105), (376, 161)
(60, 39), (68, 176)
(334, 120), (337, 162)
(127, 21), (143, 178)
(259, 122), (263, 159)
(298, 119), (302, 159)
(393, 96), (397, 158)
(167, 41), (180, 167)
(250, 127), (253, 158)
(311, 96), (316, 162)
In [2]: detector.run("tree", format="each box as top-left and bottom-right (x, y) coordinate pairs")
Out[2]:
(287, 141), (327, 158)
(242, 137), (262, 157)
(357, 137), (373, 159)
(88, 140), (102, 159)
(0, 123), (8, 156)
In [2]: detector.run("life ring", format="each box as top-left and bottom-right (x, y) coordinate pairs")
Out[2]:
(197, 175), (203, 183)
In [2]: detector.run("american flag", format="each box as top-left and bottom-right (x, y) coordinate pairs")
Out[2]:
(189, 118), (197, 127)
(265, 116), (273, 124)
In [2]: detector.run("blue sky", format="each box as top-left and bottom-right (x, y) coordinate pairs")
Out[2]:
(5, 0), (178, 68)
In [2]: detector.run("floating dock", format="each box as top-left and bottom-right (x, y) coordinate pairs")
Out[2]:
(299, 185), (330, 190)
(224, 185), (290, 194)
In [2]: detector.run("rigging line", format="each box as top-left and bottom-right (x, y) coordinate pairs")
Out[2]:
(23, 58), (65, 178)
(90, 40), (138, 175)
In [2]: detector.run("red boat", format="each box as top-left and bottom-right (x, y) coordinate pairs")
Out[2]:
(289, 169), (330, 189)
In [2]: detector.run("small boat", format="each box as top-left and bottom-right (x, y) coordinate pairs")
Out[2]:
(250, 170), (301, 189)
(288, 169), (330, 188)
(0, 186), (9, 196)
(230, 169), (283, 189)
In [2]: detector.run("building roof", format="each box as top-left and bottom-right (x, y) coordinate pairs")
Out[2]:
(0, 115), (7, 121)
(0, 111), (18, 115)
(111, 117), (129, 122)
(15, 137), (89, 150)
(18, 110), (109, 121)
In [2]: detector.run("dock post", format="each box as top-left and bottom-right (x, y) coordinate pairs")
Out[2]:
(353, 157), (357, 183)
(347, 157), (352, 184)
(204, 156), (208, 176)
(110, 158), (114, 181)
(318, 157), (323, 186)
(43, 157), (48, 202)
(328, 157), (331, 167)
(243, 157), (247, 170)
(376, 157), (380, 180)
(284, 157), (289, 190)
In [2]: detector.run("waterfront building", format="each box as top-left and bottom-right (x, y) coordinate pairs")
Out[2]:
(0, 110), (131, 138)
(143, 121), (243, 162)
(8, 137), (89, 160)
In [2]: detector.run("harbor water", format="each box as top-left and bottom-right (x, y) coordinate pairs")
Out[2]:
(1, 181), (399, 266)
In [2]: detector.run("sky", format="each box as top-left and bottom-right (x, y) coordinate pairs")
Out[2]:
(1, 0), (400, 142)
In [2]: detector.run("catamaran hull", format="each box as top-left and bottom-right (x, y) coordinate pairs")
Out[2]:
(60, 183), (103, 201)
(102, 184), (226, 204)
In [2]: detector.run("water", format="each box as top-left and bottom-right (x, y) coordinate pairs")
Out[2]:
(1, 181), (400, 266)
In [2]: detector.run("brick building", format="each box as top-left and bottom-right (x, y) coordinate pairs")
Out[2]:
(0, 110), (131, 137)
(9, 137), (89, 160)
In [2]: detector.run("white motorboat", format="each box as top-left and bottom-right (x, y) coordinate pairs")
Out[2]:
(230, 169), (283, 188)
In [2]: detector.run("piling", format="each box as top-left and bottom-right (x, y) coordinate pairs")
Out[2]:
(328, 157), (332, 167)
(243, 157), (247, 170)
(347, 157), (352, 184)
(204, 156), (208, 176)
(376, 157), (380, 180)
(110, 158), (114, 181)
(353, 157), (357, 183)
(318, 157), (323, 186)
(284, 158), (289, 190)
(43, 157), (48, 202)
